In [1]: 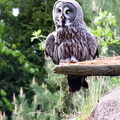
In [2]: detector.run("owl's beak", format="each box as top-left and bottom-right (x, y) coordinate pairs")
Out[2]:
(57, 15), (66, 27)
(61, 15), (65, 20)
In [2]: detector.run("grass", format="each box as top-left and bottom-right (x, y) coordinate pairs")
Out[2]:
(72, 76), (120, 120)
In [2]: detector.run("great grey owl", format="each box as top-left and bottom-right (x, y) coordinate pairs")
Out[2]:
(45, 0), (99, 93)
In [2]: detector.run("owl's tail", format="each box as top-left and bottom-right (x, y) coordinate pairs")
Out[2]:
(67, 75), (88, 93)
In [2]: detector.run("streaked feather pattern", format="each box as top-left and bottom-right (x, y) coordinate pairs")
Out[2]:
(45, 0), (99, 92)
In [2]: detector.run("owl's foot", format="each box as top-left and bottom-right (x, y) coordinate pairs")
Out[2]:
(60, 56), (78, 63)
(60, 58), (71, 63)
(70, 56), (78, 63)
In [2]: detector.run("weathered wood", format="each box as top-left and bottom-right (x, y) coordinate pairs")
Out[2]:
(54, 64), (120, 76)
(54, 57), (120, 76)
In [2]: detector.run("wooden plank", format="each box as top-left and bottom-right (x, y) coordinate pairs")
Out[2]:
(53, 64), (120, 76)
(53, 57), (120, 76)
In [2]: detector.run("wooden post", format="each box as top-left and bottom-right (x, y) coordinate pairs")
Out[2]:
(53, 57), (120, 76)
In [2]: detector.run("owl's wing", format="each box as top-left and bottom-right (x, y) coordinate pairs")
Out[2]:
(87, 32), (99, 59)
(44, 33), (55, 58)
(44, 32), (59, 64)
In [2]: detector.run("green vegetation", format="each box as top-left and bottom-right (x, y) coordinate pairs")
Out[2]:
(90, 11), (119, 56)
(0, 0), (120, 120)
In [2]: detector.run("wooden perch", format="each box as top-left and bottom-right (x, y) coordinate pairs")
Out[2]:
(53, 57), (120, 76)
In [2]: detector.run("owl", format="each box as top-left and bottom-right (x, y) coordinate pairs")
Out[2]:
(45, 0), (99, 93)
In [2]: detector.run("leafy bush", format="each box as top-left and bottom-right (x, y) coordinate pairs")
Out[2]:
(90, 11), (120, 56)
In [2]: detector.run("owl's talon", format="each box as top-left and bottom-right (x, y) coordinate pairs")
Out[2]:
(60, 58), (71, 63)
(60, 59), (65, 63)
(70, 56), (78, 63)
(65, 58), (71, 62)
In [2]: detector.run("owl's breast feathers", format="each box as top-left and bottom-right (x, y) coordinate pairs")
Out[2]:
(45, 26), (98, 64)
(56, 27), (98, 61)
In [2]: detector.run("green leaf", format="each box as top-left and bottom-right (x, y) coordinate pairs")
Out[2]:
(0, 90), (7, 96)
(12, 44), (17, 49)
(94, 17), (102, 24)
(38, 41), (45, 50)
(32, 30), (41, 36)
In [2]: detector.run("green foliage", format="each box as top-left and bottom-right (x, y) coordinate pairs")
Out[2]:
(0, 19), (39, 113)
(9, 76), (120, 120)
(0, 90), (14, 112)
(12, 82), (60, 120)
(1, 0), (120, 120)
(0, 21), (5, 38)
(95, 0), (120, 32)
(94, 11), (116, 25)
(77, 0), (95, 26)
(90, 11), (119, 56)
(0, 0), (56, 115)
(44, 61), (73, 118)
(31, 30), (46, 51)
(10, 61), (74, 120)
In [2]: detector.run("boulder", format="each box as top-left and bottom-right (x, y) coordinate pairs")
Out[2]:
(89, 87), (120, 120)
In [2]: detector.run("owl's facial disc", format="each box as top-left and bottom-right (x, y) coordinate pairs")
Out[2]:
(54, 2), (77, 27)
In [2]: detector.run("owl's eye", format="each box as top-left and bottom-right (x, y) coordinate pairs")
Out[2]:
(58, 9), (62, 13)
(66, 10), (71, 14)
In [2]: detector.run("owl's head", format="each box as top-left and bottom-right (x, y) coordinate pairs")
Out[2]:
(53, 0), (84, 28)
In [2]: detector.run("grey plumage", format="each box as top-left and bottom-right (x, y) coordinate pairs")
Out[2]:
(45, 0), (99, 92)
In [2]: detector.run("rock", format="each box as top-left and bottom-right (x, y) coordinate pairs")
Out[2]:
(89, 87), (120, 120)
